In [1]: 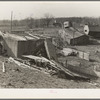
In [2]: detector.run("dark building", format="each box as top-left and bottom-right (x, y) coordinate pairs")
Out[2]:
(59, 27), (89, 45)
(84, 25), (100, 38)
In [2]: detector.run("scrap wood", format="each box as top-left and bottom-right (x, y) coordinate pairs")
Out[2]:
(2, 61), (5, 73)
(8, 57), (28, 68)
(52, 60), (89, 79)
(44, 40), (51, 59)
(25, 32), (40, 39)
(23, 55), (89, 79)
(8, 57), (52, 75)
(31, 65), (42, 70)
(8, 57), (41, 70)
(22, 55), (60, 70)
(52, 60), (74, 77)
(8, 56), (89, 80)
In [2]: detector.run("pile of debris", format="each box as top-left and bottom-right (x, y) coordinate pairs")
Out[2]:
(7, 55), (90, 80)
(58, 47), (90, 61)
(0, 29), (99, 81)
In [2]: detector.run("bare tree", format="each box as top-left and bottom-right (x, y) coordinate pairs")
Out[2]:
(24, 17), (34, 29)
(43, 13), (54, 27)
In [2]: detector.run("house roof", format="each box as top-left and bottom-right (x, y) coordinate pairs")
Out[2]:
(3, 33), (27, 41)
(16, 31), (52, 40)
(64, 27), (85, 38)
(89, 26), (100, 32)
(14, 32), (40, 40)
(0, 31), (39, 41)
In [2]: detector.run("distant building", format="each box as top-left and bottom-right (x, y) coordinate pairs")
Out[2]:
(63, 21), (72, 28)
(53, 22), (62, 28)
(84, 25), (100, 38)
(59, 27), (89, 45)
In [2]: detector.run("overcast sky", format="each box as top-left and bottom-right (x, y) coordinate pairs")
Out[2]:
(0, 1), (100, 20)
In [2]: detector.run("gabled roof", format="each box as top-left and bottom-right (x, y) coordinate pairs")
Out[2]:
(89, 26), (100, 32)
(64, 27), (85, 38)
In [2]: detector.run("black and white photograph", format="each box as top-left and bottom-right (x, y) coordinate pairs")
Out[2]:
(0, 1), (100, 91)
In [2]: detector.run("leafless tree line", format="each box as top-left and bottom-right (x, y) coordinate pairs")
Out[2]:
(0, 13), (100, 29)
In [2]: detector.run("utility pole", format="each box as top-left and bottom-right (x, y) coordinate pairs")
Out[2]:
(11, 11), (13, 33)
(73, 30), (75, 46)
(73, 23), (76, 46)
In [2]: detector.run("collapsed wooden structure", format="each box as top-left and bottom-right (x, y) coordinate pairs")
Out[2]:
(0, 31), (58, 62)
(0, 30), (99, 80)
(22, 55), (90, 80)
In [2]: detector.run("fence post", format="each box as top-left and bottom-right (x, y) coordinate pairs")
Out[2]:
(2, 61), (5, 73)
(80, 62), (81, 67)
(66, 60), (68, 68)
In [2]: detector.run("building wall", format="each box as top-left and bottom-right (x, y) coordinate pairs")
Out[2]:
(89, 31), (100, 38)
(17, 40), (36, 58)
(63, 21), (72, 28)
(3, 37), (18, 57)
(3, 37), (36, 58)
(70, 35), (89, 45)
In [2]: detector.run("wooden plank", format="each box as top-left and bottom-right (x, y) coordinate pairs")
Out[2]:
(44, 40), (51, 59)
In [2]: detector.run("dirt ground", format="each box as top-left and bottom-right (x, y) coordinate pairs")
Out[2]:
(0, 55), (99, 89)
